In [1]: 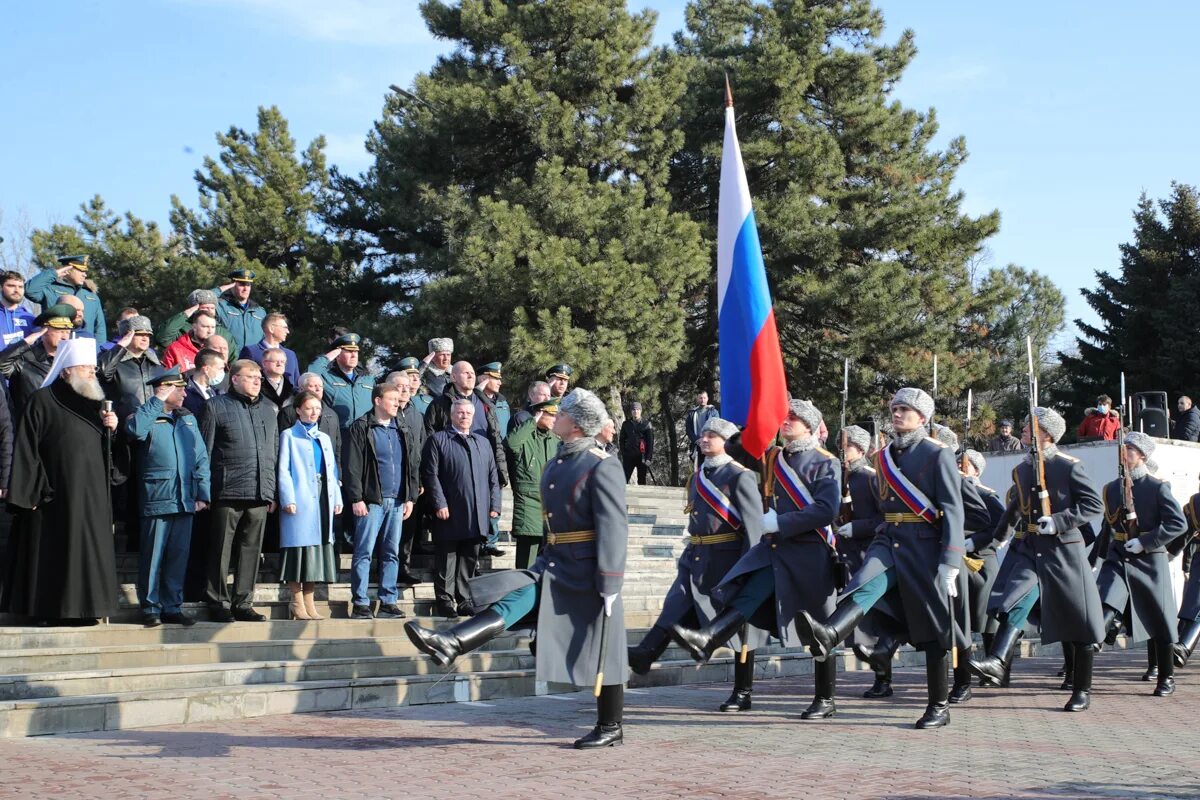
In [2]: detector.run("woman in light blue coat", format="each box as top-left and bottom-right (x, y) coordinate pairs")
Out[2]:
(278, 390), (343, 619)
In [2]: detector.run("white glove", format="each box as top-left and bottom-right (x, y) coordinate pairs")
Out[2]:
(762, 508), (780, 534)
(1037, 515), (1057, 536)
(1124, 538), (1146, 555)
(837, 522), (853, 538)
(964, 538), (978, 554)
(938, 564), (960, 598)
(602, 593), (618, 617)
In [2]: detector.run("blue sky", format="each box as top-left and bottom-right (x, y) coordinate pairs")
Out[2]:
(2, 1), (1196, 344)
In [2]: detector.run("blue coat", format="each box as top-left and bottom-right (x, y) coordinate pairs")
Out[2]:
(277, 421), (343, 548)
(307, 355), (376, 429)
(124, 397), (211, 517)
(240, 341), (301, 387)
(26, 269), (106, 339)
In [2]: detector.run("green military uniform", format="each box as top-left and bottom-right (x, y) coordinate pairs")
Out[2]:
(504, 398), (560, 568)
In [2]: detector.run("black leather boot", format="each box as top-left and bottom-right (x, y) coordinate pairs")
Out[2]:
(575, 684), (623, 749)
(670, 608), (745, 665)
(949, 649), (973, 703)
(1153, 639), (1176, 696)
(801, 656), (837, 719)
(1101, 606), (1120, 649)
(968, 622), (1021, 685)
(1060, 641), (1076, 690)
(1143, 642), (1159, 682)
(862, 635), (898, 697)
(404, 609), (506, 667)
(977, 632), (1001, 687)
(719, 650), (755, 712)
(795, 602), (865, 659)
(915, 649), (951, 729)
(1063, 643), (1092, 711)
(1174, 619), (1200, 668)
(628, 625), (671, 676)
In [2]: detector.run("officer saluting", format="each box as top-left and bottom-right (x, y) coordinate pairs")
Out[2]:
(405, 388), (629, 749)
(1096, 432), (1187, 697)
(627, 417), (766, 712)
(795, 387), (965, 730)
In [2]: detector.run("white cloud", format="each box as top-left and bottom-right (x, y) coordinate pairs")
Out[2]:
(177, 0), (429, 45)
(321, 131), (373, 172)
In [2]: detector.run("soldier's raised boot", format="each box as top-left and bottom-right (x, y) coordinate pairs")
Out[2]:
(795, 601), (865, 660)
(627, 625), (671, 676)
(1063, 643), (1093, 711)
(915, 649), (951, 729)
(800, 656), (838, 719)
(670, 608), (745, 665)
(1174, 619), (1200, 668)
(720, 651), (756, 712)
(968, 622), (1022, 685)
(404, 609), (506, 667)
(575, 684), (623, 749)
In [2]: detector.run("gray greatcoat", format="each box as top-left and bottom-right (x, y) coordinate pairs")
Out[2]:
(465, 439), (629, 687)
(838, 461), (902, 652)
(987, 452), (1105, 645)
(1179, 494), (1200, 622)
(839, 435), (965, 650)
(654, 459), (766, 650)
(965, 482), (1006, 635)
(714, 444), (841, 644)
(1096, 474), (1186, 643)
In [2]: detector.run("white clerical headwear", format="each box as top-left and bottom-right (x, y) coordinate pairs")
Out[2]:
(40, 339), (98, 388)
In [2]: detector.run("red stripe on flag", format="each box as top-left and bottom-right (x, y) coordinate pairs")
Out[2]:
(740, 308), (788, 458)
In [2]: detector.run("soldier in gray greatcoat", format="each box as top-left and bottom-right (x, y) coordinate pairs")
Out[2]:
(627, 417), (767, 712)
(795, 388), (965, 730)
(671, 399), (843, 721)
(967, 407), (1105, 713)
(961, 449), (1007, 685)
(1174, 486), (1200, 668)
(1096, 432), (1187, 697)
(405, 388), (629, 749)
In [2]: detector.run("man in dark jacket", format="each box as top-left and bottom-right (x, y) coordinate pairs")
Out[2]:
(98, 315), (161, 421)
(344, 383), (414, 619)
(0, 305), (75, 412)
(386, 373), (427, 587)
(182, 349), (226, 417)
(619, 402), (654, 484)
(258, 347), (294, 416)
(199, 359), (278, 622)
(424, 360), (508, 488)
(422, 397), (501, 618)
(1174, 396), (1200, 442)
(986, 419), (1024, 452)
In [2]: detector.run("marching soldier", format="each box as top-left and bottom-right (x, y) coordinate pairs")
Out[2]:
(794, 388), (964, 729)
(961, 449), (1007, 686)
(671, 400), (842, 721)
(1095, 432), (1187, 697)
(1174, 478), (1200, 668)
(968, 408), (1104, 712)
(405, 388), (629, 749)
(626, 417), (766, 712)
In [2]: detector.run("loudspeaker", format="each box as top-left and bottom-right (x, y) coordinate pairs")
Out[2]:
(1133, 392), (1169, 437)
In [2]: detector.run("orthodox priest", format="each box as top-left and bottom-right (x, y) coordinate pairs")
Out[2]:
(1, 339), (120, 623)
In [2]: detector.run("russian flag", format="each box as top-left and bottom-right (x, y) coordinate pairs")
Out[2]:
(717, 80), (789, 459)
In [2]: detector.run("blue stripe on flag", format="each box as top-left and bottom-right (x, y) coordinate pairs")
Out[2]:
(718, 211), (772, 426)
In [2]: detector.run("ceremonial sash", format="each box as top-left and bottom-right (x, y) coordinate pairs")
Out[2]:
(878, 447), (939, 525)
(695, 469), (742, 529)
(773, 453), (835, 547)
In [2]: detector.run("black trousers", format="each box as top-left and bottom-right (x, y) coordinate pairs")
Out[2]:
(435, 538), (479, 606)
(623, 459), (648, 485)
(206, 500), (269, 610)
(514, 537), (542, 570)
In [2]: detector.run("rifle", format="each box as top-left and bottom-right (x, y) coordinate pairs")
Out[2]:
(1026, 337), (1052, 519)
(838, 359), (853, 525)
(960, 388), (973, 473)
(1117, 372), (1138, 538)
(930, 353), (939, 434)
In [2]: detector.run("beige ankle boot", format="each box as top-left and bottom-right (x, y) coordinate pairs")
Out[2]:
(303, 583), (324, 620)
(288, 582), (313, 620)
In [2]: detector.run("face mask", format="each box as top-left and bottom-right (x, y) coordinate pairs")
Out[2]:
(211, 370), (226, 385)
(1096, 404), (1109, 414)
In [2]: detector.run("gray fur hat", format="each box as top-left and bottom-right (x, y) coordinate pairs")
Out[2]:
(841, 424), (871, 454)
(118, 315), (153, 335)
(891, 387), (934, 422)
(1025, 406), (1066, 443)
(965, 449), (986, 475)
(428, 337), (454, 354)
(788, 399), (822, 433)
(1125, 431), (1155, 459)
(188, 289), (218, 306)
(560, 388), (608, 437)
(701, 417), (739, 440)
(932, 423), (959, 450)
(1147, 457), (1159, 474)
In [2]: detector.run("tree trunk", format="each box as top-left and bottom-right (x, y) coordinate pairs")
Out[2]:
(659, 385), (680, 486)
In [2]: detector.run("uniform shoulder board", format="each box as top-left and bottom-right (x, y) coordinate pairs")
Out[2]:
(815, 446), (837, 460)
(977, 483), (996, 494)
(1056, 452), (1080, 463)
(926, 437), (948, 449)
(861, 465), (877, 475)
(727, 460), (749, 472)
(589, 447), (610, 460)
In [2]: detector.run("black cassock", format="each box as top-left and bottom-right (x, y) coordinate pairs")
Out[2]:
(1, 380), (118, 619)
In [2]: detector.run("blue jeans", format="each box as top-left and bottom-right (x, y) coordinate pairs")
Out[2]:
(351, 498), (404, 606)
(486, 515), (502, 547)
(138, 513), (193, 615)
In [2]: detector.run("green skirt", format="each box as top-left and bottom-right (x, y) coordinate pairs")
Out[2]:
(280, 543), (338, 583)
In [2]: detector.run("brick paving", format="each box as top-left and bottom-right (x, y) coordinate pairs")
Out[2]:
(0, 649), (1196, 800)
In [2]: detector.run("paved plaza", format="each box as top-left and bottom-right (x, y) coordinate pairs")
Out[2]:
(0, 649), (1195, 800)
